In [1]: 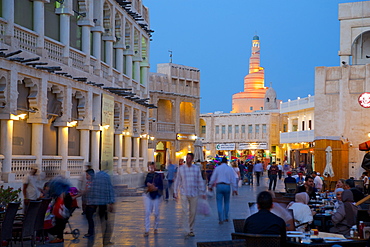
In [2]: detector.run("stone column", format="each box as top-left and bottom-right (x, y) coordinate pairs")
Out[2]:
(114, 133), (123, 175)
(133, 60), (141, 85)
(133, 136), (140, 172)
(31, 123), (43, 169)
(141, 137), (148, 172)
(80, 129), (90, 165)
(124, 52), (133, 86)
(1, 119), (14, 182)
(2, 0), (14, 45)
(33, 0), (45, 56)
(81, 25), (91, 71)
(114, 43), (125, 74)
(124, 134), (132, 173)
(103, 37), (114, 66)
(91, 129), (100, 170)
(58, 126), (69, 176)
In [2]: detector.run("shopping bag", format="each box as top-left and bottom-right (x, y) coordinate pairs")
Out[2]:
(197, 198), (211, 216)
(238, 179), (243, 187)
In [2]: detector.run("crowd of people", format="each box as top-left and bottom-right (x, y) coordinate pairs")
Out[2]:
(19, 157), (370, 245)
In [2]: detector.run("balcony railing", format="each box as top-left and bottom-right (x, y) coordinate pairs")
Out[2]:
(0, 18), (6, 44)
(67, 156), (84, 177)
(44, 37), (64, 63)
(11, 156), (36, 181)
(280, 96), (315, 113)
(14, 24), (37, 54)
(157, 122), (175, 132)
(180, 124), (195, 133)
(280, 130), (315, 144)
(101, 62), (110, 80)
(42, 157), (62, 179)
(70, 48), (85, 71)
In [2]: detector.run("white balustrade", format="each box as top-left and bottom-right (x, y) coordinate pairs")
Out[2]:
(113, 69), (120, 86)
(13, 25), (37, 54)
(44, 37), (64, 63)
(180, 124), (195, 133)
(67, 157), (84, 177)
(69, 47), (86, 71)
(101, 62), (109, 80)
(0, 18), (6, 44)
(11, 157), (36, 181)
(90, 56), (97, 71)
(42, 157), (62, 178)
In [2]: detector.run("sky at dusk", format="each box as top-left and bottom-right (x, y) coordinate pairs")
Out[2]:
(143, 0), (362, 114)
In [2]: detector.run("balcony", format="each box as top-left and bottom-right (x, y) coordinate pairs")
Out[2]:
(280, 130), (315, 144)
(280, 96), (314, 113)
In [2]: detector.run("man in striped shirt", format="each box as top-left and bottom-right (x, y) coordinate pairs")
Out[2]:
(174, 153), (206, 237)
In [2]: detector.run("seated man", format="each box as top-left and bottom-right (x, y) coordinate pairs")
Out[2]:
(304, 176), (317, 200)
(243, 191), (286, 245)
(284, 172), (297, 193)
(344, 178), (364, 203)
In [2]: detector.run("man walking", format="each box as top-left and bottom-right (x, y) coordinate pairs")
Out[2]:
(247, 162), (254, 185)
(209, 157), (238, 224)
(268, 162), (279, 191)
(87, 170), (115, 246)
(254, 160), (263, 186)
(165, 161), (177, 200)
(174, 153), (206, 237)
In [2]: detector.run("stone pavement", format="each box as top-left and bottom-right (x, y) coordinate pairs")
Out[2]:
(16, 175), (287, 247)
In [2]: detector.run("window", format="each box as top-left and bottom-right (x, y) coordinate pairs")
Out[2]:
(262, 124), (267, 133)
(235, 125), (239, 134)
(241, 125), (246, 133)
(222, 125), (226, 134)
(201, 125), (206, 134)
(308, 120), (312, 130)
(250, 106), (253, 111)
(248, 125), (253, 133)
(293, 124), (298, 131)
(215, 125), (219, 134)
(260, 107), (263, 110)
(255, 125), (260, 133)
(228, 125), (232, 133)
(283, 124), (287, 132)
(302, 121), (305, 131)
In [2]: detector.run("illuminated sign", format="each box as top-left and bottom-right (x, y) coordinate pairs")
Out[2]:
(359, 92), (370, 108)
(176, 133), (196, 140)
(216, 143), (236, 150)
(239, 143), (268, 150)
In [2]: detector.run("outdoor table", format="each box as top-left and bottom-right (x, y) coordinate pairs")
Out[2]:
(286, 232), (367, 246)
(312, 213), (333, 232)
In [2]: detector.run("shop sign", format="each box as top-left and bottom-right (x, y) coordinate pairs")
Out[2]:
(176, 133), (196, 140)
(239, 142), (268, 150)
(216, 143), (235, 150)
(359, 92), (370, 108)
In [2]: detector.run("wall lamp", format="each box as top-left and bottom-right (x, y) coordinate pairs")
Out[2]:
(10, 113), (27, 120)
(100, 124), (110, 130)
(67, 121), (78, 127)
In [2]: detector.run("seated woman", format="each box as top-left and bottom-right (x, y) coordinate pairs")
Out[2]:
(330, 190), (358, 237)
(334, 188), (344, 210)
(287, 192), (313, 232)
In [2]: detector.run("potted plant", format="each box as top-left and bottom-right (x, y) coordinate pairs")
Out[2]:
(0, 185), (21, 210)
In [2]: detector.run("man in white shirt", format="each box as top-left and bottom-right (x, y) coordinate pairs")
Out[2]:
(208, 157), (237, 224)
(253, 160), (264, 186)
(174, 153), (206, 237)
(312, 171), (323, 192)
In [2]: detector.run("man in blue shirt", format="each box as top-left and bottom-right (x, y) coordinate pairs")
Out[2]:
(165, 161), (177, 200)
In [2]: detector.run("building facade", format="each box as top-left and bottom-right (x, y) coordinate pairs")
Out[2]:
(148, 63), (200, 166)
(280, 96), (315, 168)
(314, 1), (370, 180)
(200, 111), (285, 164)
(0, 0), (152, 187)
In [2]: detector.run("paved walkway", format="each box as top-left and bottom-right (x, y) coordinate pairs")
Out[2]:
(16, 175), (287, 247)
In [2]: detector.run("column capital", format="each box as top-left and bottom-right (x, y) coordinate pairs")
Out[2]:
(91, 26), (104, 33)
(114, 42), (125, 49)
(78, 20), (94, 27)
(123, 50), (134, 56)
(55, 7), (73, 16)
(102, 35), (116, 42)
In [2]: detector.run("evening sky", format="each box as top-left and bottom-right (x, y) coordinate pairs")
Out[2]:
(143, 0), (362, 113)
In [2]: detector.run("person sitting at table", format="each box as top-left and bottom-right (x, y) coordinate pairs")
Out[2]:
(287, 192), (313, 232)
(344, 178), (364, 203)
(284, 172), (296, 184)
(303, 176), (317, 200)
(336, 179), (346, 189)
(330, 190), (358, 237)
(296, 172), (304, 185)
(243, 191), (286, 245)
(334, 188), (344, 210)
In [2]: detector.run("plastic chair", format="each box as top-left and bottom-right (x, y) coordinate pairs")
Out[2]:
(197, 239), (246, 247)
(232, 219), (245, 233)
(12, 200), (41, 247)
(0, 202), (21, 246)
(231, 232), (281, 247)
